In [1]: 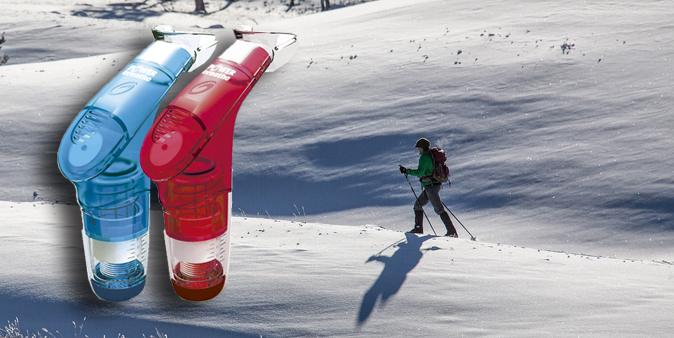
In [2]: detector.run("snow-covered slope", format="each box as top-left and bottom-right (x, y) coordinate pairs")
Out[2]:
(1, 0), (673, 336)
(1, 202), (673, 337)
(236, 0), (674, 259)
(3, 0), (672, 259)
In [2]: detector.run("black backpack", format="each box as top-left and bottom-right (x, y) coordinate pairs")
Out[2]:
(429, 147), (450, 183)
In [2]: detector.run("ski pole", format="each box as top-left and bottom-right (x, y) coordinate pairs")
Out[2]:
(371, 238), (406, 258)
(441, 201), (476, 241)
(403, 174), (437, 236)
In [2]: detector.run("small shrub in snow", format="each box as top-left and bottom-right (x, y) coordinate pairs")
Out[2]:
(0, 32), (9, 66)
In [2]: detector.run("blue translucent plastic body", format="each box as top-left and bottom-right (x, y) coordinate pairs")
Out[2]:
(57, 41), (194, 301)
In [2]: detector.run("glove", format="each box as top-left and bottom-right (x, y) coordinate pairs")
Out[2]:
(399, 165), (407, 174)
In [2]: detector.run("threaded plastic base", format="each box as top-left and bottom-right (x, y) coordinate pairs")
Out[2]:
(171, 277), (225, 302)
(90, 260), (146, 301)
(91, 278), (146, 302)
(170, 260), (226, 301)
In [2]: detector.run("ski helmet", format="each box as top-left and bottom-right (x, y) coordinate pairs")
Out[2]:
(414, 138), (430, 150)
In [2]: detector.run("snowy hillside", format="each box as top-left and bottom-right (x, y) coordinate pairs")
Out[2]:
(1, 0), (674, 336)
(3, 0), (673, 259)
(1, 202), (673, 337)
(237, 0), (674, 259)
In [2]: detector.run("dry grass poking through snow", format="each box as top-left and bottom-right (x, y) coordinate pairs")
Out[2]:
(0, 318), (168, 338)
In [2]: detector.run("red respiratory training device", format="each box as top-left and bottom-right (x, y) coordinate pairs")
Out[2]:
(140, 27), (297, 301)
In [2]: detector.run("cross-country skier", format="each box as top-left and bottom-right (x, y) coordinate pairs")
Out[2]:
(399, 138), (458, 237)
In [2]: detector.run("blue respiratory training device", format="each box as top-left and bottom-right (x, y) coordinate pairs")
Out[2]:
(57, 26), (217, 301)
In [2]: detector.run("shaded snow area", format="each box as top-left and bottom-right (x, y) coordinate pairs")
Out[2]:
(1, 0), (674, 336)
(1, 202), (674, 337)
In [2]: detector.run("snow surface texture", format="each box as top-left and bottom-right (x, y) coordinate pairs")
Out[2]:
(1, 202), (674, 337)
(1, 0), (673, 336)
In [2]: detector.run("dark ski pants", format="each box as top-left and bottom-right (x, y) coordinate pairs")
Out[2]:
(413, 184), (445, 215)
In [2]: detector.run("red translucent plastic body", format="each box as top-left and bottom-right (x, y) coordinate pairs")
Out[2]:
(140, 42), (272, 301)
(141, 44), (272, 242)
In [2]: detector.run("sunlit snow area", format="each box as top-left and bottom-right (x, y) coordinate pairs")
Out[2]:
(1, 0), (673, 337)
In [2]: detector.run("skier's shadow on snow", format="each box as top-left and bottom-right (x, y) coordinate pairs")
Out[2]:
(357, 233), (436, 326)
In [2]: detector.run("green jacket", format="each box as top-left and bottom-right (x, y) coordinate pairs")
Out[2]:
(406, 151), (439, 187)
